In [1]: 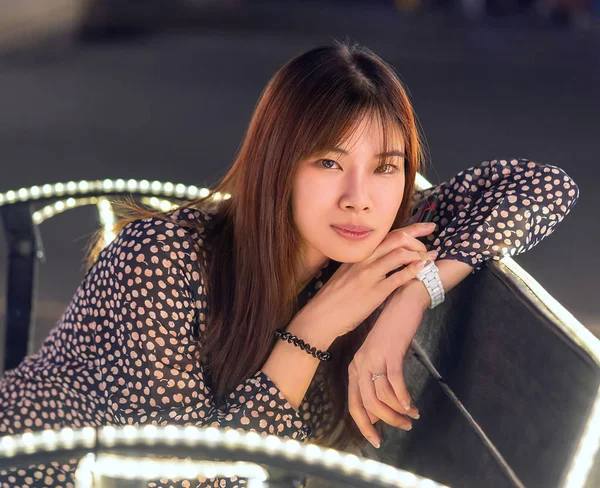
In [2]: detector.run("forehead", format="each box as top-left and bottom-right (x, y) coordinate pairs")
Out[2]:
(337, 113), (404, 151)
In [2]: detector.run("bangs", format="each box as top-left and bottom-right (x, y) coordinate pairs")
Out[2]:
(306, 104), (406, 169)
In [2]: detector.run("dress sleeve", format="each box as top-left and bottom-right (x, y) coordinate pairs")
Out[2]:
(89, 214), (310, 441)
(413, 158), (580, 270)
(297, 365), (335, 441)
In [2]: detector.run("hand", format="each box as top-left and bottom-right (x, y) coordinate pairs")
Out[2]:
(298, 222), (438, 340)
(347, 281), (430, 449)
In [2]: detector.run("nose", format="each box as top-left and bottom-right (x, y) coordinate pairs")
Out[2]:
(339, 174), (371, 211)
(342, 199), (370, 211)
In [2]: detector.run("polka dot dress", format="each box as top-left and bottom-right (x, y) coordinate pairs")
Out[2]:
(0, 158), (579, 487)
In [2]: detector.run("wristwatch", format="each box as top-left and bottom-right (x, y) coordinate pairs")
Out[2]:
(416, 260), (445, 309)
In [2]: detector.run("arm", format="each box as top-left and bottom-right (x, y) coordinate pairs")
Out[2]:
(392, 157), (580, 345)
(414, 157), (580, 269)
(91, 212), (324, 442)
(347, 158), (580, 446)
(261, 313), (335, 411)
(402, 257), (472, 308)
(404, 259), (474, 309)
(387, 259), (474, 351)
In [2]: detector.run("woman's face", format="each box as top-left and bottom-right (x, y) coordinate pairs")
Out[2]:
(292, 115), (406, 276)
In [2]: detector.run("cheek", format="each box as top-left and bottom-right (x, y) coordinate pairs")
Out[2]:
(377, 185), (405, 220)
(292, 171), (331, 212)
(291, 176), (321, 229)
(293, 197), (322, 233)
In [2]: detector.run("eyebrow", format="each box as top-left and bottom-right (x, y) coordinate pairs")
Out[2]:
(330, 147), (406, 158)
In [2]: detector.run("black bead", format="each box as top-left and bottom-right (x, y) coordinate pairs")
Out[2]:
(273, 328), (331, 362)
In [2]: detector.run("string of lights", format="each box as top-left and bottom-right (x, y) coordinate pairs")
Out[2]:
(0, 425), (449, 488)
(0, 179), (229, 207)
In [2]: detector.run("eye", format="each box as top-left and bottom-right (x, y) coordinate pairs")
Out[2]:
(318, 159), (401, 174)
(318, 159), (339, 169)
(376, 164), (401, 174)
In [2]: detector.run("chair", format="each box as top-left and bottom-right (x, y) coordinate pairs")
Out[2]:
(0, 177), (598, 487)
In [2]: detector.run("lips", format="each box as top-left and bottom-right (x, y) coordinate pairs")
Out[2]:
(332, 225), (373, 233)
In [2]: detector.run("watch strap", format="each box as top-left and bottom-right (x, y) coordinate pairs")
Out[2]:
(416, 260), (445, 309)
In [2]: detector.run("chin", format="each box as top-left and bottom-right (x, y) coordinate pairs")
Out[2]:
(326, 247), (374, 264)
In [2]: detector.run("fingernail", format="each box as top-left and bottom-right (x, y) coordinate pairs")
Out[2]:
(406, 408), (420, 419)
(427, 250), (438, 258)
(403, 400), (411, 411)
(424, 222), (436, 227)
(415, 260), (427, 269)
(368, 437), (380, 449)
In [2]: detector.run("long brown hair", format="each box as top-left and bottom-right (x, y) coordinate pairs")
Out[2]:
(87, 40), (425, 451)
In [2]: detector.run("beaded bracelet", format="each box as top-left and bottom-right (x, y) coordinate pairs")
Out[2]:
(274, 329), (332, 362)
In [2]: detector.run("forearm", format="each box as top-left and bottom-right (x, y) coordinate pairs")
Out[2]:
(384, 259), (474, 351)
(260, 313), (335, 411)
(433, 258), (474, 296)
(397, 259), (474, 311)
(261, 260), (473, 410)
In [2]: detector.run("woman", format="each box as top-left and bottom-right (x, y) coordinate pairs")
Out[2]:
(0, 41), (579, 487)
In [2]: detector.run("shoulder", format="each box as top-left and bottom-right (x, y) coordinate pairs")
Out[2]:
(94, 206), (216, 279)
(128, 206), (214, 247)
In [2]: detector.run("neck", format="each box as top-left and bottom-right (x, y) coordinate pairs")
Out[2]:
(295, 254), (330, 294)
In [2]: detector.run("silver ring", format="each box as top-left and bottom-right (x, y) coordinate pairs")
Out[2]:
(371, 372), (387, 381)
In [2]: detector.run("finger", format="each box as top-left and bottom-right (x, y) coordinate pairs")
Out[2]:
(385, 368), (420, 419)
(367, 410), (379, 424)
(386, 231), (429, 254)
(369, 226), (434, 261)
(358, 374), (413, 431)
(368, 396), (418, 423)
(380, 259), (433, 295)
(399, 222), (438, 239)
(372, 375), (407, 413)
(376, 247), (438, 279)
(374, 248), (437, 288)
(348, 372), (381, 447)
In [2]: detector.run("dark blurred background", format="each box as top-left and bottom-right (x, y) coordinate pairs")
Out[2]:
(0, 0), (598, 353)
